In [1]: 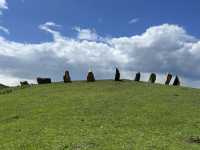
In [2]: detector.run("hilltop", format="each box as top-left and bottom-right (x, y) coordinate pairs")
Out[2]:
(0, 80), (199, 150)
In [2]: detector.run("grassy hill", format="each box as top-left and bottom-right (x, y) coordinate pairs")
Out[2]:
(0, 80), (199, 150)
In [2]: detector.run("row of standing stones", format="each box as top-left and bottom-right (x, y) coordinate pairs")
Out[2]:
(115, 68), (180, 86)
(134, 72), (180, 86)
(20, 68), (180, 86)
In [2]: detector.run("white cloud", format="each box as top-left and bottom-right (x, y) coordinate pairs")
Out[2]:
(39, 22), (62, 41)
(129, 18), (139, 24)
(0, 26), (9, 34)
(39, 22), (61, 28)
(0, 0), (7, 14)
(38, 22), (61, 33)
(73, 26), (102, 41)
(0, 22), (200, 88)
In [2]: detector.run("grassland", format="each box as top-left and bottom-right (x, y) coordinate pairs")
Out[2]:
(0, 80), (200, 150)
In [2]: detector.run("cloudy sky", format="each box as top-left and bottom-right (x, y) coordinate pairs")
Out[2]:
(0, 0), (200, 87)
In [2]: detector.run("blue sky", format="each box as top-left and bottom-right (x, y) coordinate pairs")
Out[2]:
(0, 0), (200, 87)
(2, 0), (200, 42)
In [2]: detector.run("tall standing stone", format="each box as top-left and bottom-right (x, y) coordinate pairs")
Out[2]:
(87, 71), (95, 82)
(115, 68), (121, 81)
(173, 76), (180, 86)
(149, 73), (156, 83)
(134, 72), (141, 82)
(63, 70), (72, 83)
(165, 73), (172, 85)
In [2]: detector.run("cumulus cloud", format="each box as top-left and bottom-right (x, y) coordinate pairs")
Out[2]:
(0, 22), (200, 87)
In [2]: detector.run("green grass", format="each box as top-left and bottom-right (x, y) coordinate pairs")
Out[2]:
(0, 80), (200, 150)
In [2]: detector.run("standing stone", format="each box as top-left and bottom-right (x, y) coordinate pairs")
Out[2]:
(134, 72), (141, 82)
(149, 73), (156, 83)
(115, 68), (121, 81)
(63, 70), (72, 83)
(87, 71), (95, 82)
(173, 76), (180, 86)
(37, 78), (51, 84)
(165, 73), (172, 85)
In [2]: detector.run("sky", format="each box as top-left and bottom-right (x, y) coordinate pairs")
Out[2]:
(0, 0), (200, 87)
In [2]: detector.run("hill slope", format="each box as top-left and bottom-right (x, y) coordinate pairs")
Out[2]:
(0, 81), (199, 150)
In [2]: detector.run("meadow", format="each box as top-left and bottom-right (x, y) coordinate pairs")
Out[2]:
(0, 80), (199, 150)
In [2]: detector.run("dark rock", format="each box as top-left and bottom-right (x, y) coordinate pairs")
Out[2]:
(37, 78), (51, 84)
(87, 72), (95, 82)
(173, 76), (180, 86)
(134, 72), (141, 82)
(165, 74), (173, 85)
(115, 68), (121, 81)
(63, 70), (72, 83)
(149, 73), (156, 83)
(20, 81), (29, 86)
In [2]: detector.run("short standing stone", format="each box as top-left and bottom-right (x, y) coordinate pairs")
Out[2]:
(115, 68), (121, 81)
(87, 72), (95, 82)
(173, 76), (180, 86)
(37, 78), (51, 84)
(134, 72), (141, 82)
(149, 73), (156, 83)
(165, 73), (172, 85)
(63, 70), (72, 83)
